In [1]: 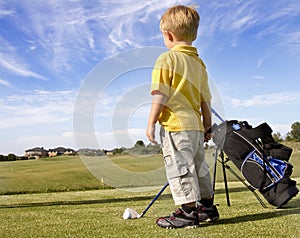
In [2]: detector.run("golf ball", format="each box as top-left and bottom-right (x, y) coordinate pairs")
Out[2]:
(123, 208), (131, 219)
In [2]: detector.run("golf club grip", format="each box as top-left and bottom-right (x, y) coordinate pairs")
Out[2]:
(139, 182), (169, 218)
(211, 108), (225, 122)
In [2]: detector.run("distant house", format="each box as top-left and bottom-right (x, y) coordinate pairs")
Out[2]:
(48, 147), (76, 157)
(103, 150), (114, 156)
(25, 147), (48, 159)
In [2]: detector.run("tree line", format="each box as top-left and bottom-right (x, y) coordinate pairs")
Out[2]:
(78, 141), (162, 157)
(273, 122), (300, 142)
(1, 122), (299, 161)
(0, 154), (28, 162)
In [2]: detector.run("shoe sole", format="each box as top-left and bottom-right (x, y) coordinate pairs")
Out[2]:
(160, 224), (199, 229)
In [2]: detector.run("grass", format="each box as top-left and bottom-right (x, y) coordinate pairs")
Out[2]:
(109, 153), (163, 172)
(0, 156), (103, 194)
(0, 143), (299, 237)
(0, 181), (299, 237)
(0, 143), (299, 194)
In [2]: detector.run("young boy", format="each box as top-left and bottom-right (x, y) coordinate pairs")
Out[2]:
(146, 5), (219, 229)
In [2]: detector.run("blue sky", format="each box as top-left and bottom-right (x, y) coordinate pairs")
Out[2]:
(0, 0), (300, 155)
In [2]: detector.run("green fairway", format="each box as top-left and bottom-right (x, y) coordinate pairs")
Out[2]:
(0, 156), (104, 194)
(0, 143), (299, 195)
(0, 143), (299, 237)
(0, 181), (299, 238)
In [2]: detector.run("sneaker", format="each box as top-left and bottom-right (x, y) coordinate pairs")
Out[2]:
(197, 205), (219, 222)
(156, 208), (199, 229)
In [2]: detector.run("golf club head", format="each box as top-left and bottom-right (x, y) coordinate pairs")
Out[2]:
(123, 208), (140, 219)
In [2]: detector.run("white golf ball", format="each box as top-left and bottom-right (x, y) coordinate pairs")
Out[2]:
(123, 208), (131, 219)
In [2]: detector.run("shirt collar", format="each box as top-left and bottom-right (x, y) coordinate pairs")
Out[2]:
(171, 45), (198, 57)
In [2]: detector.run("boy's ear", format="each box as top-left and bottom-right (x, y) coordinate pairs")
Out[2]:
(165, 31), (174, 42)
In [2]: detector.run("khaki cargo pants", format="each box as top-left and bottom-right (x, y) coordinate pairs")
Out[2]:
(160, 127), (213, 205)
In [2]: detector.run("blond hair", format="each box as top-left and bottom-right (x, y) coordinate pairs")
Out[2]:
(160, 5), (200, 42)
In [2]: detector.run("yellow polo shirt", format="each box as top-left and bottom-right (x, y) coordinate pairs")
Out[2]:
(151, 45), (211, 131)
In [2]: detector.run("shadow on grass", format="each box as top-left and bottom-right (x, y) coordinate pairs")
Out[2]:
(1, 184), (298, 216)
(214, 207), (300, 225)
(0, 193), (173, 209)
(0, 186), (248, 209)
(204, 198), (300, 226)
(215, 186), (250, 194)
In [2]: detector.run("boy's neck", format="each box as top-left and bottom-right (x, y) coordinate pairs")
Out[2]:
(163, 31), (193, 49)
(168, 41), (192, 49)
(174, 41), (192, 46)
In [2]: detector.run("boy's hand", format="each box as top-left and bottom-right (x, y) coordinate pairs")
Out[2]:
(146, 92), (167, 145)
(146, 124), (157, 144)
(204, 123), (217, 142)
(204, 127), (212, 142)
(204, 132), (212, 142)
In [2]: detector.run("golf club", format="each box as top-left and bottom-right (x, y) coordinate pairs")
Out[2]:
(123, 107), (224, 219)
(211, 108), (225, 123)
(123, 182), (169, 219)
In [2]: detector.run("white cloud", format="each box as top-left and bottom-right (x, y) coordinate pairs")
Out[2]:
(101, 0), (193, 53)
(281, 31), (300, 53)
(0, 90), (76, 129)
(0, 37), (47, 80)
(16, 133), (76, 149)
(1, 0), (298, 79)
(1, 0), (194, 74)
(271, 124), (292, 137)
(0, 89), (77, 154)
(257, 56), (270, 69)
(201, 0), (300, 51)
(9, 132), (76, 156)
(231, 92), (300, 107)
(1, 1), (101, 73)
(0, 56), (47, 80)
(1, 0), (299, 155)
(0, 9), (14, 17)
(0, 78), (12, 88)
(0, 3), (14, 18)
(96, 128), (149, 150)
(252, 75), (267, 80)
(200, 1), (257, 36)
(231, 14), (257, 32)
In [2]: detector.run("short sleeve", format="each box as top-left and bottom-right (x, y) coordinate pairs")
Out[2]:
(151, 53), (173, 97)
(200, 71), (212, 102)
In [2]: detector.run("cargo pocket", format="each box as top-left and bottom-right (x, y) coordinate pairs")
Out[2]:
(164, 152), (193, 197)
(168, 169), (193, 198)
(164, 153), (188, 179)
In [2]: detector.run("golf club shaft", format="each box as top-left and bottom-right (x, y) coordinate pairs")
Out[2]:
(138, 182), (169, 218)
(139, 107), (224, 217)
(211, 108), (225, 123)
(138, 125), (214, 218)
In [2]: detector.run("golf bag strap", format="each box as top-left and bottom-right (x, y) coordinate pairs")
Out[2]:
(241, 122), (273, 140)
(263, 143), (293, 161)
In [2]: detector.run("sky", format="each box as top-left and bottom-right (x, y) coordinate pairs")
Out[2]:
(0, 0), (300, 156)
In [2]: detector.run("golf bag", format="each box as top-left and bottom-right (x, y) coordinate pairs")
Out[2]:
(213, 120), (298, 207)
